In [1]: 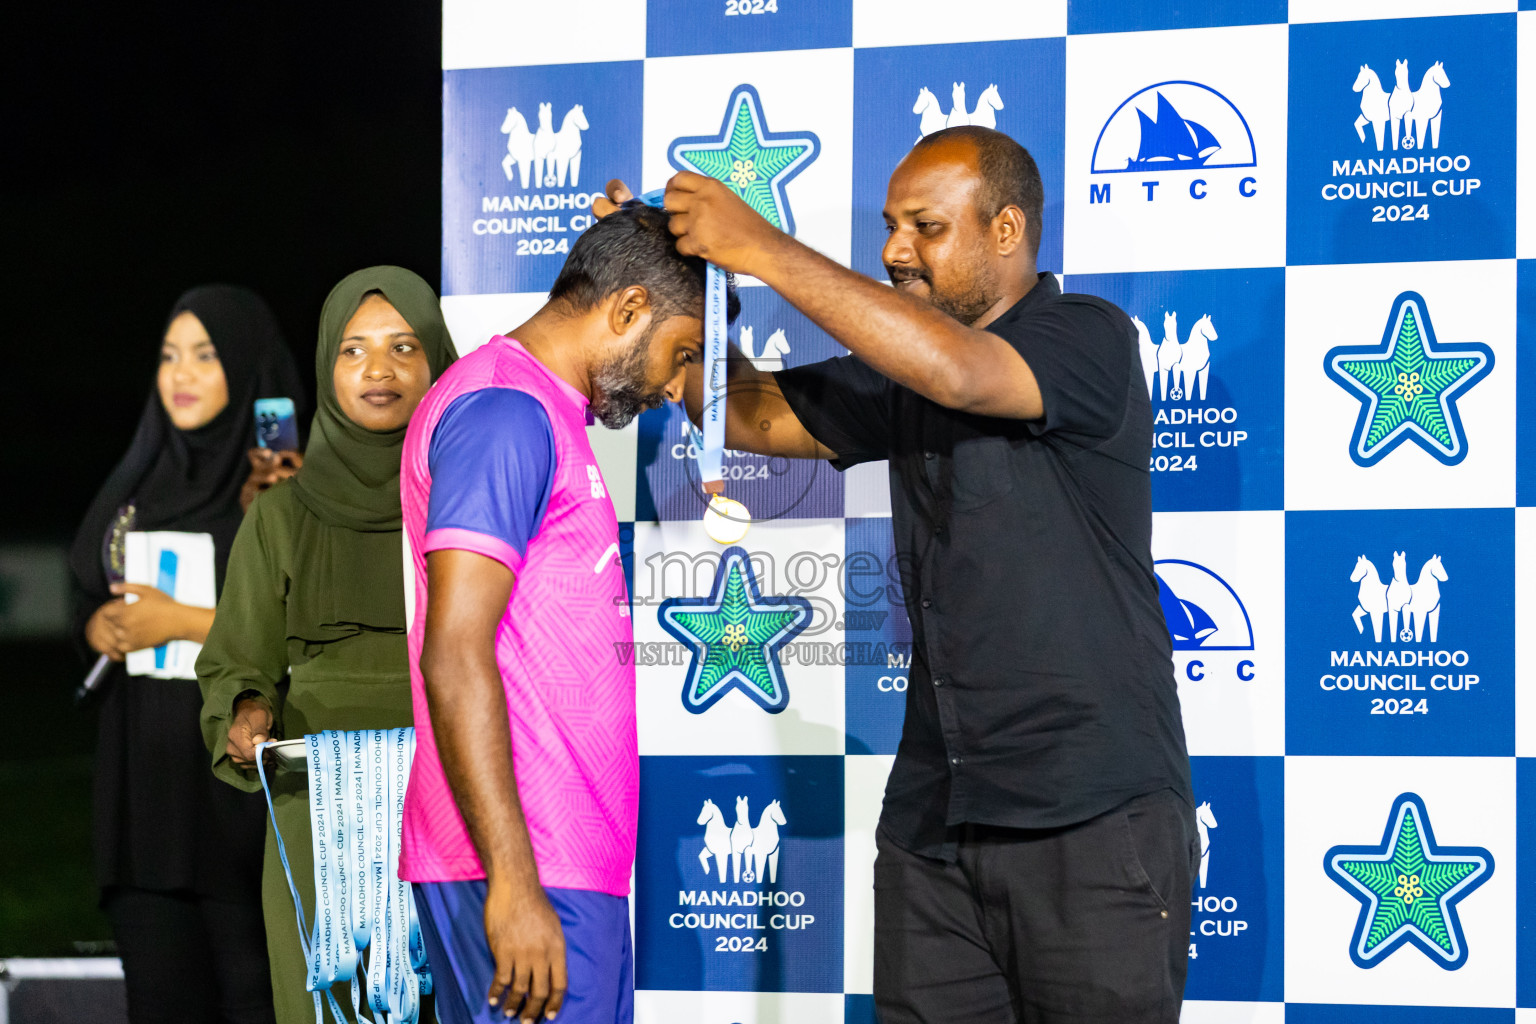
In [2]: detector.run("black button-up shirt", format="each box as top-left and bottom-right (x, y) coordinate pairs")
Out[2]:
(776, 274), (1192, 859)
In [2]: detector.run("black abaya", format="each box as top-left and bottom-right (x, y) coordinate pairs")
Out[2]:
(68, 285), (307, 1023)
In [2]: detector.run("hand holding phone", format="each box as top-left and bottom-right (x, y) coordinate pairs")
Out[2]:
(244, 398), (302, 512)
(254, 397), (299, 452)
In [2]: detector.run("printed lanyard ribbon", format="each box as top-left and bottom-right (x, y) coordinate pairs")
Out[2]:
(639, 189), (727, 496)
(701, 264), (728, 495)
(258, 728), (431, 1024)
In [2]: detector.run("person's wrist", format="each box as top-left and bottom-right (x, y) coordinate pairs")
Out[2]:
(233, 691), (272, 723)
(487, 863), (543, 904)
(741, 227), (791, 284)
(171, 601), (196, 642)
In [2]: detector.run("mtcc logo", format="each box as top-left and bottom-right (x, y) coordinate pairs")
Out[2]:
(1155, 560), (1254, 651)
(1324, 793), (1492, 970)
(912, 82), (1004, 141)
(1323, 291), (1493, 467)
(1089, 81), (1258, 205)
(1352, 60), (1449, 153)
(1154, 559), (1255, 685)
(499, 102), (587, 188)
(1349, 551), (1447, 644)
(659, 547), (812, 714)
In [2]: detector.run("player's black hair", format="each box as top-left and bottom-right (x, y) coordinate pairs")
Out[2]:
(912, 125), (1045, 258)
(549, 202), (740, 323)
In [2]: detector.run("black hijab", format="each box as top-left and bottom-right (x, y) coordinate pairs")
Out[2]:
(69, 285), (307, 611)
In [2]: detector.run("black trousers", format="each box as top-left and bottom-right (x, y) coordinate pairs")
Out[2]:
(105, 887), (276, 1024)
(873, 789), (1199, 1024)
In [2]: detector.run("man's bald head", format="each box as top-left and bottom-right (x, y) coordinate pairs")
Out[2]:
(907, 127), (1044, 257)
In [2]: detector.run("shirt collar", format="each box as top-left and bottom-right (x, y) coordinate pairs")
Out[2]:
(494, 335), (592, 413)
(1000, 272), (1060, 321)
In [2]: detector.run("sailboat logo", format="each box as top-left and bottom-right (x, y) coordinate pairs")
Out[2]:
(1091, 81), (1257, 175)
(1154, 559), (1254, 651)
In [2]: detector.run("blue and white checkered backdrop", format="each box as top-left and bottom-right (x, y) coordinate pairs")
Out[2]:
(438, 1), (1536, 1020)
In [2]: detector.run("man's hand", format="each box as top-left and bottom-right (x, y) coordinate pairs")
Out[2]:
(226, 697), (274, 770)
(485, 878), (567, 1022)
(662, 171), (783, 276)
(421, 549), (565, 1018)
(589, 179), (634, 220)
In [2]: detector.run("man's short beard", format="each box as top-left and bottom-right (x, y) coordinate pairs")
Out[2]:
(889, 252), (1001, 327)
(929, 256), (1001, 327)
(591, 323), (666, 429)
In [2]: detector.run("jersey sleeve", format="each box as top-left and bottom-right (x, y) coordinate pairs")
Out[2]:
(424, 388), (556, 575)
(991, 299), (1135, 443)
(773, 354), (896, 469)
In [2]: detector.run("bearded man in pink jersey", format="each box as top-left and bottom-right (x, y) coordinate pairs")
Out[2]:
(400, 205), (737, 1024)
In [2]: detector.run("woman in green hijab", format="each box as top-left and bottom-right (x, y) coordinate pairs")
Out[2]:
(197, 267), (456, 1023)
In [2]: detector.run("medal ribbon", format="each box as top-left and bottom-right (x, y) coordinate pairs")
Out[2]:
(702, 264), (728, 495)
(258, 729), (430, 1024)
(638, 188), (727, 498)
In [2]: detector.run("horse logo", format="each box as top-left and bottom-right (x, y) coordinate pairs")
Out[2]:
(1196, 801), (1218, 889)
(1352, 60), (1448, 152)
(912, 83), (1004, 141)
(500, 102), (587, 188)
(742, 799), (786, 884)
(1132, 311), (1217, 401)
(739, 325), (792, 371)
(1349, 552), (1449, 643)
(696, 796), (787, 885)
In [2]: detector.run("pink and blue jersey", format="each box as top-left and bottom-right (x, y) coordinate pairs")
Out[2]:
(399, 336), (637, 897)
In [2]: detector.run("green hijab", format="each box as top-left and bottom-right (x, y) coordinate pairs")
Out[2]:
(283, 266), (456, 652)
(289, 266), (457, 531)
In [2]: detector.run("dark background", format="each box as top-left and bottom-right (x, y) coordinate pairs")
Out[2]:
(2, 0), (442, 953)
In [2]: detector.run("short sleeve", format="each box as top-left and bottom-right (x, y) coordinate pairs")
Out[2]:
(991, 299), (1134, 442)
(424, 388), (555, 574)
(773, 355), (895, 469)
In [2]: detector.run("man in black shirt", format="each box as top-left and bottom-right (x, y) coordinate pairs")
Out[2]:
(599, 126), (1195, 1023)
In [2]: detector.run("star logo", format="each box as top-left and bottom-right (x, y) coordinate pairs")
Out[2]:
(1323, 291), (1493, 467)
(659, 546), (812, 714)
(669, 84), (820, 235)
(1323, 792), (1493, 970)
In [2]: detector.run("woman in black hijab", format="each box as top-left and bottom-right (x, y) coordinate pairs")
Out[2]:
(70, 285), (306, 1024)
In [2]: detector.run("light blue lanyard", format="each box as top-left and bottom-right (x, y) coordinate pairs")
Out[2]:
(639, 188), (727, 494)
(257, 729), (430, 1024)
(701, 263), (728, 493)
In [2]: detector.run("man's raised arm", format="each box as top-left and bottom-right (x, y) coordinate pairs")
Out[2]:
(662, 171), (1047, 421)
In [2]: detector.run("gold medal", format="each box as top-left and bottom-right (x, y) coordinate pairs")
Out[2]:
(702, 494), (752, 545)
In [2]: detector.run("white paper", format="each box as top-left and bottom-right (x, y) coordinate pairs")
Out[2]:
(123, 531), (216, 679)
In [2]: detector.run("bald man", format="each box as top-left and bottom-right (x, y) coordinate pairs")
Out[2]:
(600, 126), (1196, 1023)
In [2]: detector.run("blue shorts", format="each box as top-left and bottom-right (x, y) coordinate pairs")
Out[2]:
(413, 880), (633, 1024)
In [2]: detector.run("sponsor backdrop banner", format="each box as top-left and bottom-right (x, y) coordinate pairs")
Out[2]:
(439, 1), (1534, 1019)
